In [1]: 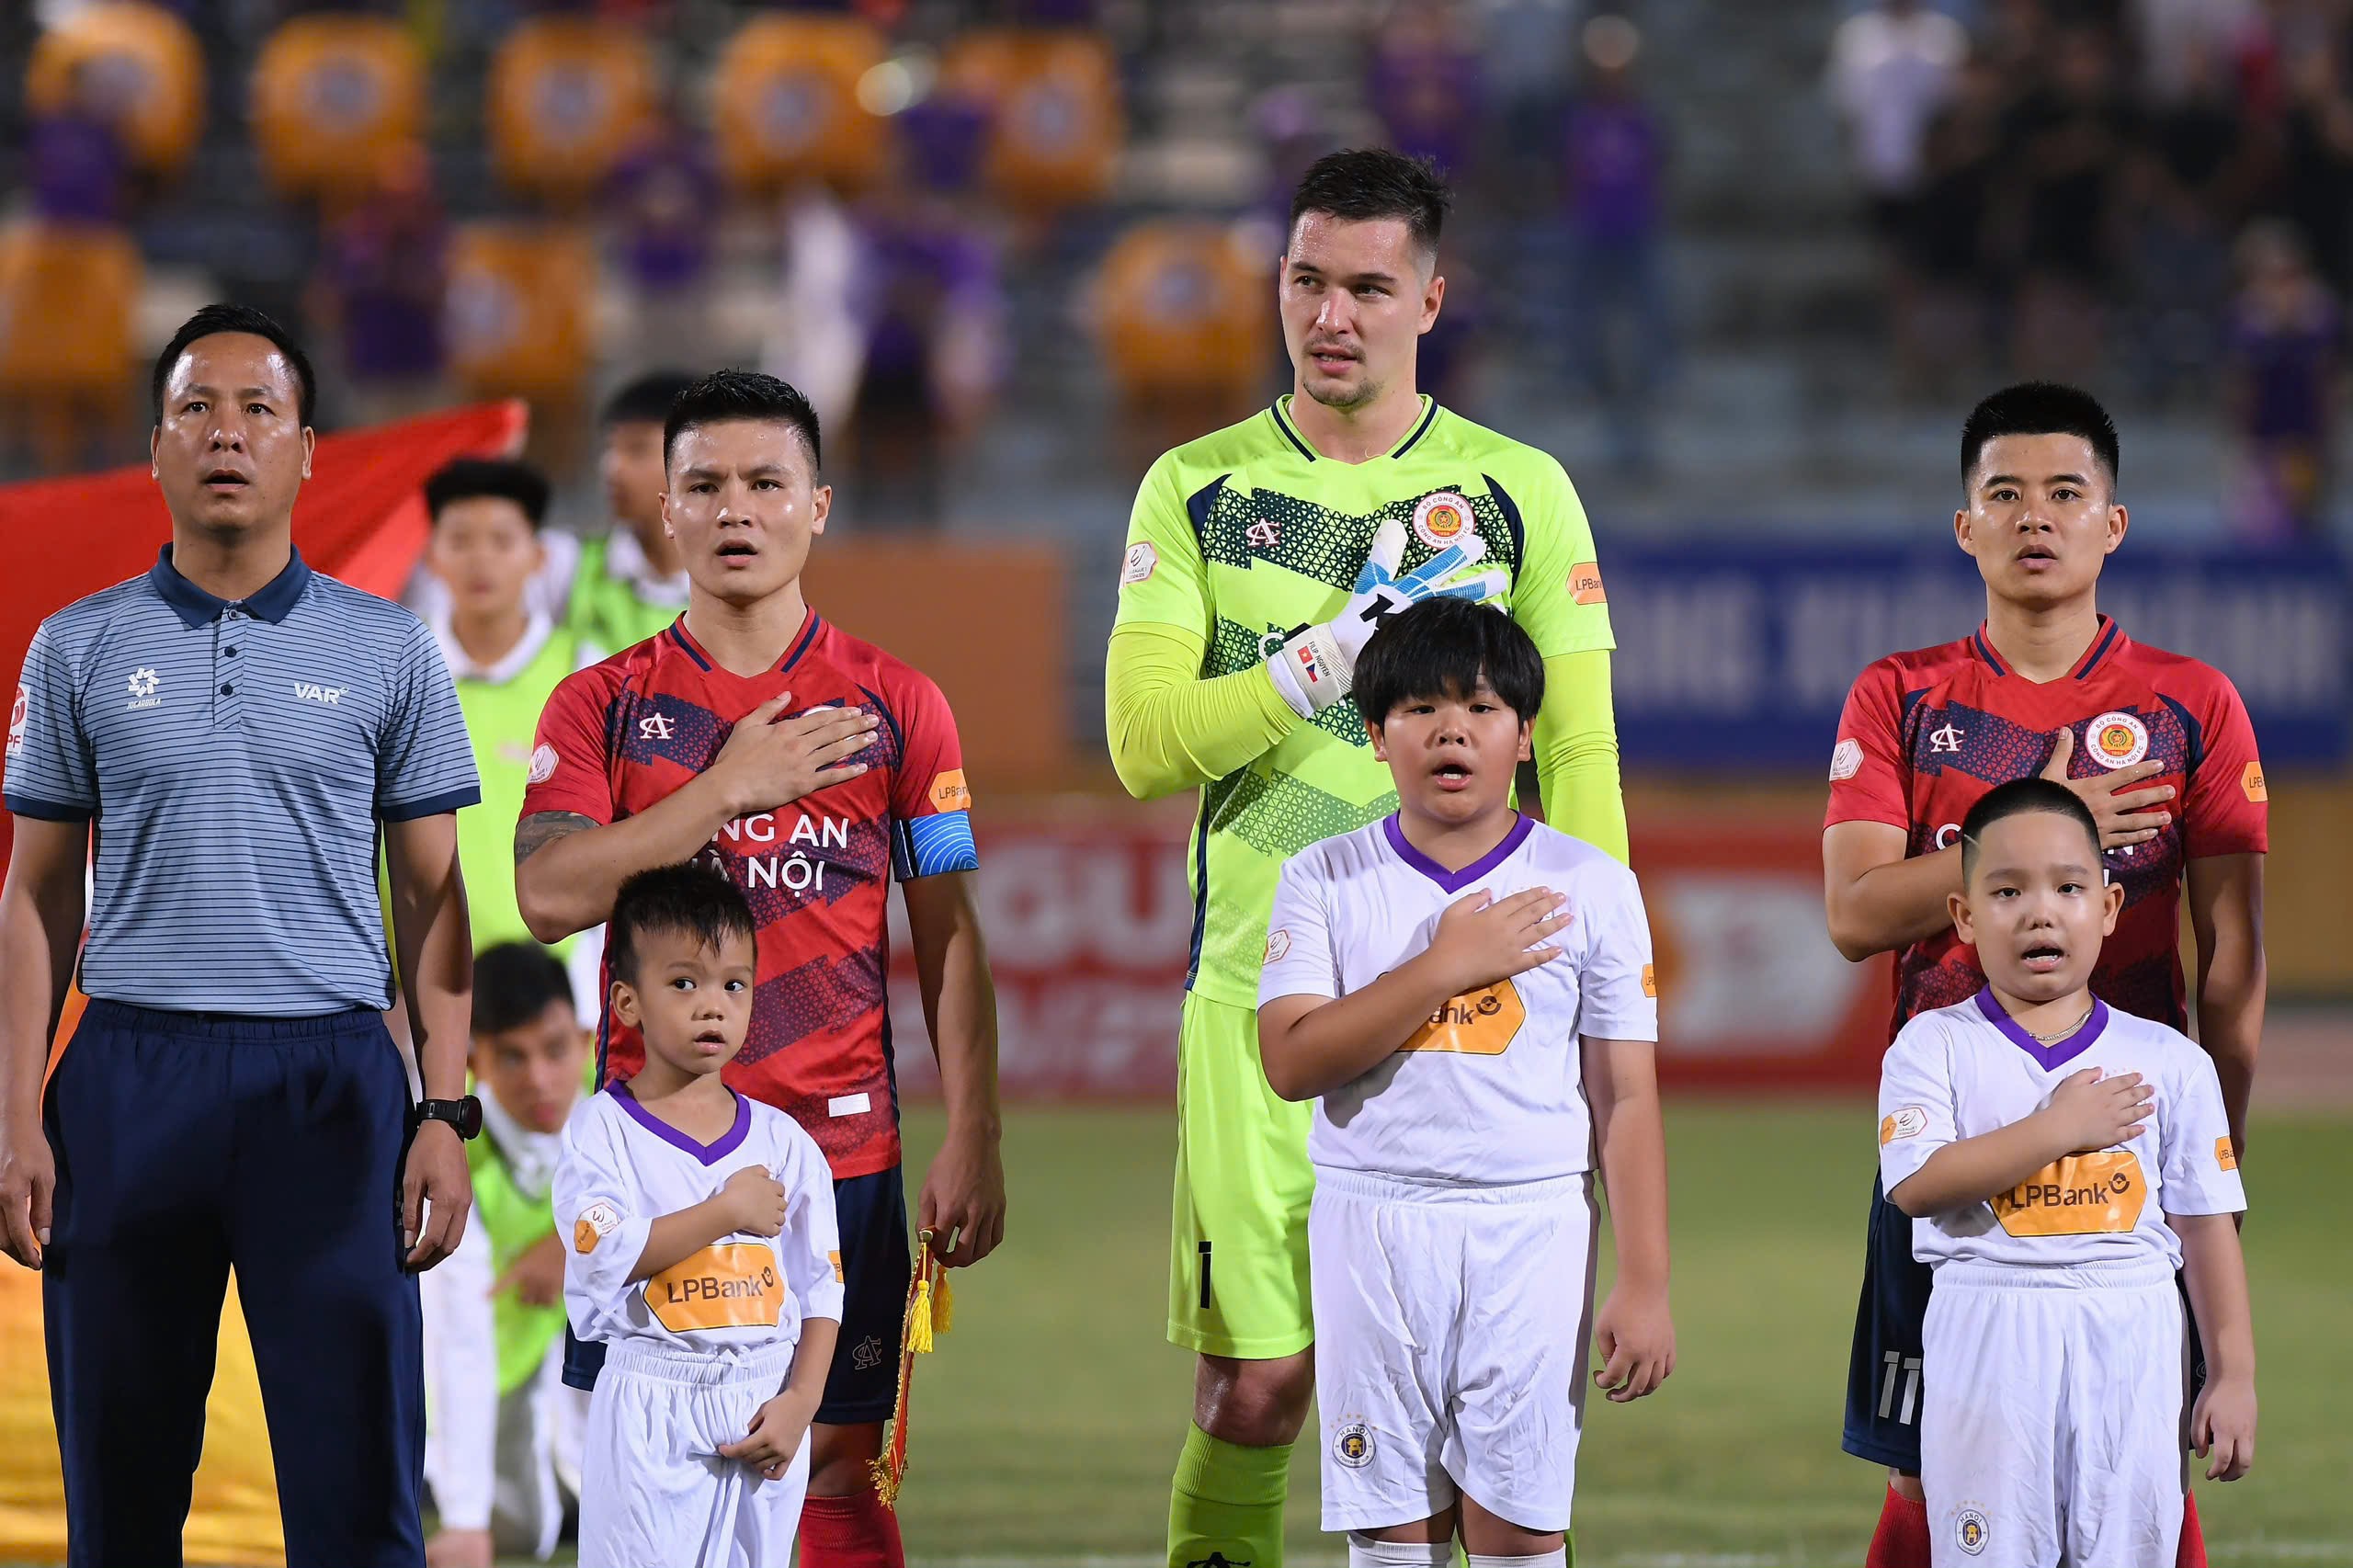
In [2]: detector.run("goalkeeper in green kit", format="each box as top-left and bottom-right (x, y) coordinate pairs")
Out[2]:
(1106, 149), (1631, 1568)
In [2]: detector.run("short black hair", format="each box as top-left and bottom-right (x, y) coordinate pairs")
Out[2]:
(663, 369), (823, 472)
(1959, 778), (2102, 883)
(608, 862), (756, 984)
(1353, 597), (1544, 728)
(1288, 148), (1452, 260)
(1961, 381), (2120, 492)
(424, 457), (551, 529)
(152, 303), (317, 428)
(603, 369), (700, 427)
(472, 942), (574, 1036)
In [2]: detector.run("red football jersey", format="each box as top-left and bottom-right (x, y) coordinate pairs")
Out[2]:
(523, 611), (977, 1179)
(1825, 617), (2268, 1037)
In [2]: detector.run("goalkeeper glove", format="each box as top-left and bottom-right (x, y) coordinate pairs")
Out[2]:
(1262, 517), (1508, 717)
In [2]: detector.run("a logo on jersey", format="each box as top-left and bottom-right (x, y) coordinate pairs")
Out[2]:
(1121, 541), (1159, 585)
(829, 1248), (845, 1283)
(125, 667), (162, 710)
(2241, 760), (2268, 802)
(1399, 979), (1526, 1056)
(1881, 1106), (1927, 1145)
(1569, 560), (1607, 605)
(528, 743), (560, 785)
(1928, 721), (1965, 754)
(1333, 1421), (1375, 1469)
(850, 1334), (890, 1369)
(1186, 1555), (1252, 1568)
(292, 681), (347, 706)
(1245, 517), (1280, 550)
(1641, 962), (1657, 997)
(928, 769), (971, 812)
(1992, 1151), (2146, 1236)
(639, 711), (676, 742)
(2216, 1137), (2237, 1173)
(1412, 491), (1472, 551)
(6, 682), (26, 757)
(1828, 737), (1863, 782)
(2086, 710), (2150, 769)
(646, 1243), (783, 1333)
(574, 1199), (621, 1255)
(1955, 1507), (1989, 1556)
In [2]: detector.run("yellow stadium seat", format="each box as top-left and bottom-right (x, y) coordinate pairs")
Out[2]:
(25, 1), (205, 174)
(711, 15), (890, 195)
(1092, 219), (1270, 406)
(250, 16), (426, 203)
(487, 18), (654, 202)
(938, 29), (1122, 213)
(444, 221), (597, 399)
(0, 221), (142, 393)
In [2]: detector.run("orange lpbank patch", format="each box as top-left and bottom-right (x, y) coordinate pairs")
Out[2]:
(647, 1243), (784, 1333)
(1398, 981), (1525, 1056)
(1993, 1151), (2146, 1237)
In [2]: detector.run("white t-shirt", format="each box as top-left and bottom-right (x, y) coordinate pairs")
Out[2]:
(557, 1085), (845, 1358)
(1259, 814), (1658, 1186)
(1879, 993), (2245, 1272)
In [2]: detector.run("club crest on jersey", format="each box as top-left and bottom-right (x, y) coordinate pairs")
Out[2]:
(1245, 517), (1280, 550)
(639, 711), (676, 742)
(1333, 1420), (1375, 1469)
(2086, 710), (2149, 769)
(1928, 721), (1965, 754)
(1956, 1507), (1989, 1556)
(1412, 491), (1472, 551)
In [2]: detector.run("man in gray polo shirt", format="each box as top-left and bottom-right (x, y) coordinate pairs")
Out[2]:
(0, 304), (481, 1568)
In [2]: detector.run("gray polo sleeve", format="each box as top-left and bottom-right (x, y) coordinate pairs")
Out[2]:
(377, 615), (481, 821)
(5, 619), (97, 820)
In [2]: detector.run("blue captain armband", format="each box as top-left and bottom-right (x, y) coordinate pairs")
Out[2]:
(893, 811), (979, 878)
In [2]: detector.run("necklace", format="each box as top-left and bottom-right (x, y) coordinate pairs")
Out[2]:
(2027, 1005), (2094, 1044)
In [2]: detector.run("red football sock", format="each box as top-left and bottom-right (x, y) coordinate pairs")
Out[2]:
(2177, 1490), (2209, 1568)
(798, 1491), (905, 1568)
(1865, 1483), (1932, 1568)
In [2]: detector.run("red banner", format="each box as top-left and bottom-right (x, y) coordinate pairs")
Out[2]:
(0, 401), (529, 867)
(889, 800), (1893, 1100)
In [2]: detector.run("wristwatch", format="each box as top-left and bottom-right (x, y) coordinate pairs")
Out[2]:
(412, 1096), (483, 1140)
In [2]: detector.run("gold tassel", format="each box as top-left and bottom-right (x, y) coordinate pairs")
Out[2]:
(908, 1277), (935, 1355)
(930, 1267), (953, 1335)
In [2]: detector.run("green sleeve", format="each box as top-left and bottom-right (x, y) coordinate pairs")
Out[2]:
(1110, 452), (1213, 637)
(1534, 647), (1628, 865)
(1105, 621), (1300, 800)
(1503, 452), (1616, 660)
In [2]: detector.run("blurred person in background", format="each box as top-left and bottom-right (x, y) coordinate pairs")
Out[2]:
(1900, 57), (2005, 400)
(310, 142), (451, 426)
(2263, 47), (2353, 297)
(1479, 0), (1581, 212)
(1997, 23), (2136, 380)
(1367, 0), (1489, 185)
(28, 57), (129, 227)
(2131, 38), (2251, 402)
(423, 942), (592, 1568)
(567, 369), (699, 653)
(1563, 13), (1671, 474)
(2224, 220), (2342, 541)
(607, 115), (723, 374)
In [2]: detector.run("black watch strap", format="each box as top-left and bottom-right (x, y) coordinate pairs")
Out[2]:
(414, 1096), (483, 1140)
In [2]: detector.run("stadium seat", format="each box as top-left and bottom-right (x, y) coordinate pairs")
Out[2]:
(938, 28), (1123, 214)
(251, 15), (426, 204)
(487, 17), (655, 203)
(0, 221), (142, 392)
(711, 14), (891, 196)
(444, 221), (597, 400)
(23, 0), (204, 174)
(1092, 219), (1270, 409)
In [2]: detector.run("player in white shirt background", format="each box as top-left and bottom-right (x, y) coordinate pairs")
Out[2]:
(1256, 598), (1673, 1568)
(555, 864), (845, 1568)
(1879, 778), (2255, 1568)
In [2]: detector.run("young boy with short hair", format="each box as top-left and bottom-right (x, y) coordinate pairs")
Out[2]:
(1256, 597), (1674, 1567)
(556, 865), (843, 1567)
(1881, 778), (2256, 1568)
(424, 941), (595, 1564)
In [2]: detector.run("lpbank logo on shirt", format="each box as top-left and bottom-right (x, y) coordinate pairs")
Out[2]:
(292, 681), (347, 706)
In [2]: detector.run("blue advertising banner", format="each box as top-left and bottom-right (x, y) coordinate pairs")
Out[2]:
(1606, 542), (2347, 768)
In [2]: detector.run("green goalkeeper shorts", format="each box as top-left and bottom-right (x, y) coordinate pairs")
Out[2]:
(1167, 989), (1315, 1359)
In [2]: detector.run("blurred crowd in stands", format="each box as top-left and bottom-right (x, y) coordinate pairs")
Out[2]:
(1830, 0), (2350, 537)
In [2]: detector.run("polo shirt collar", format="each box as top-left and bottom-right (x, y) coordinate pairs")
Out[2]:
(148, 545), (313, 628)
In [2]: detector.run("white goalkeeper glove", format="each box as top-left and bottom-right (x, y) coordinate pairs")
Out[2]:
(1261, 517), (1508, 717)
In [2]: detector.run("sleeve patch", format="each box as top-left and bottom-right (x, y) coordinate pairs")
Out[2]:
(829, 1248), (845, 1284)
(1265, 927), (1291, 964)
(1829, 737), (1864, 782)
(1568, 562), (1606, 605)
(2241, 761), (2267, 802)
(574, 1199), (621, 1254)
(928, 768), (972, 812)
(528, 743), (559, 785)
(1641, 962), (1657, 998)
(900, 810), (979, 877)
(1121, 541), (1159, 586)
(2215, 1136), (2238, 1172)
(1881, 1106), (1928, 1146)
(6, 683), (26, 758)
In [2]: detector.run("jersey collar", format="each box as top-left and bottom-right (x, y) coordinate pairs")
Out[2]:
(432, 608), (557, 684)
(149, 544), (312, 627)
(1970, 615), (2124, 681)
(608, 1080), (752, 1165)
(1268, 394), (1440, 462)
(1974, 986), (2110, 1074)
(666, 606), (824, 675)
(1381, 811), (1534, 893)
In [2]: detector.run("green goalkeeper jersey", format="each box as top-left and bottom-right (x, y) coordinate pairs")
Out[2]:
(1113, 394), (1617, 1009)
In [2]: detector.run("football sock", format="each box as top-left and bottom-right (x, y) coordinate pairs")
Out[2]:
(1467, 1552), (1567, 1568)
(2177, 1490), (2208, 1568)
(797, 1490), (904, 1568)
(1347, 1537), (1449, 1567)
(1865, 1482), (1931, 1568)
(1169, 1423), (1290, 1568)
